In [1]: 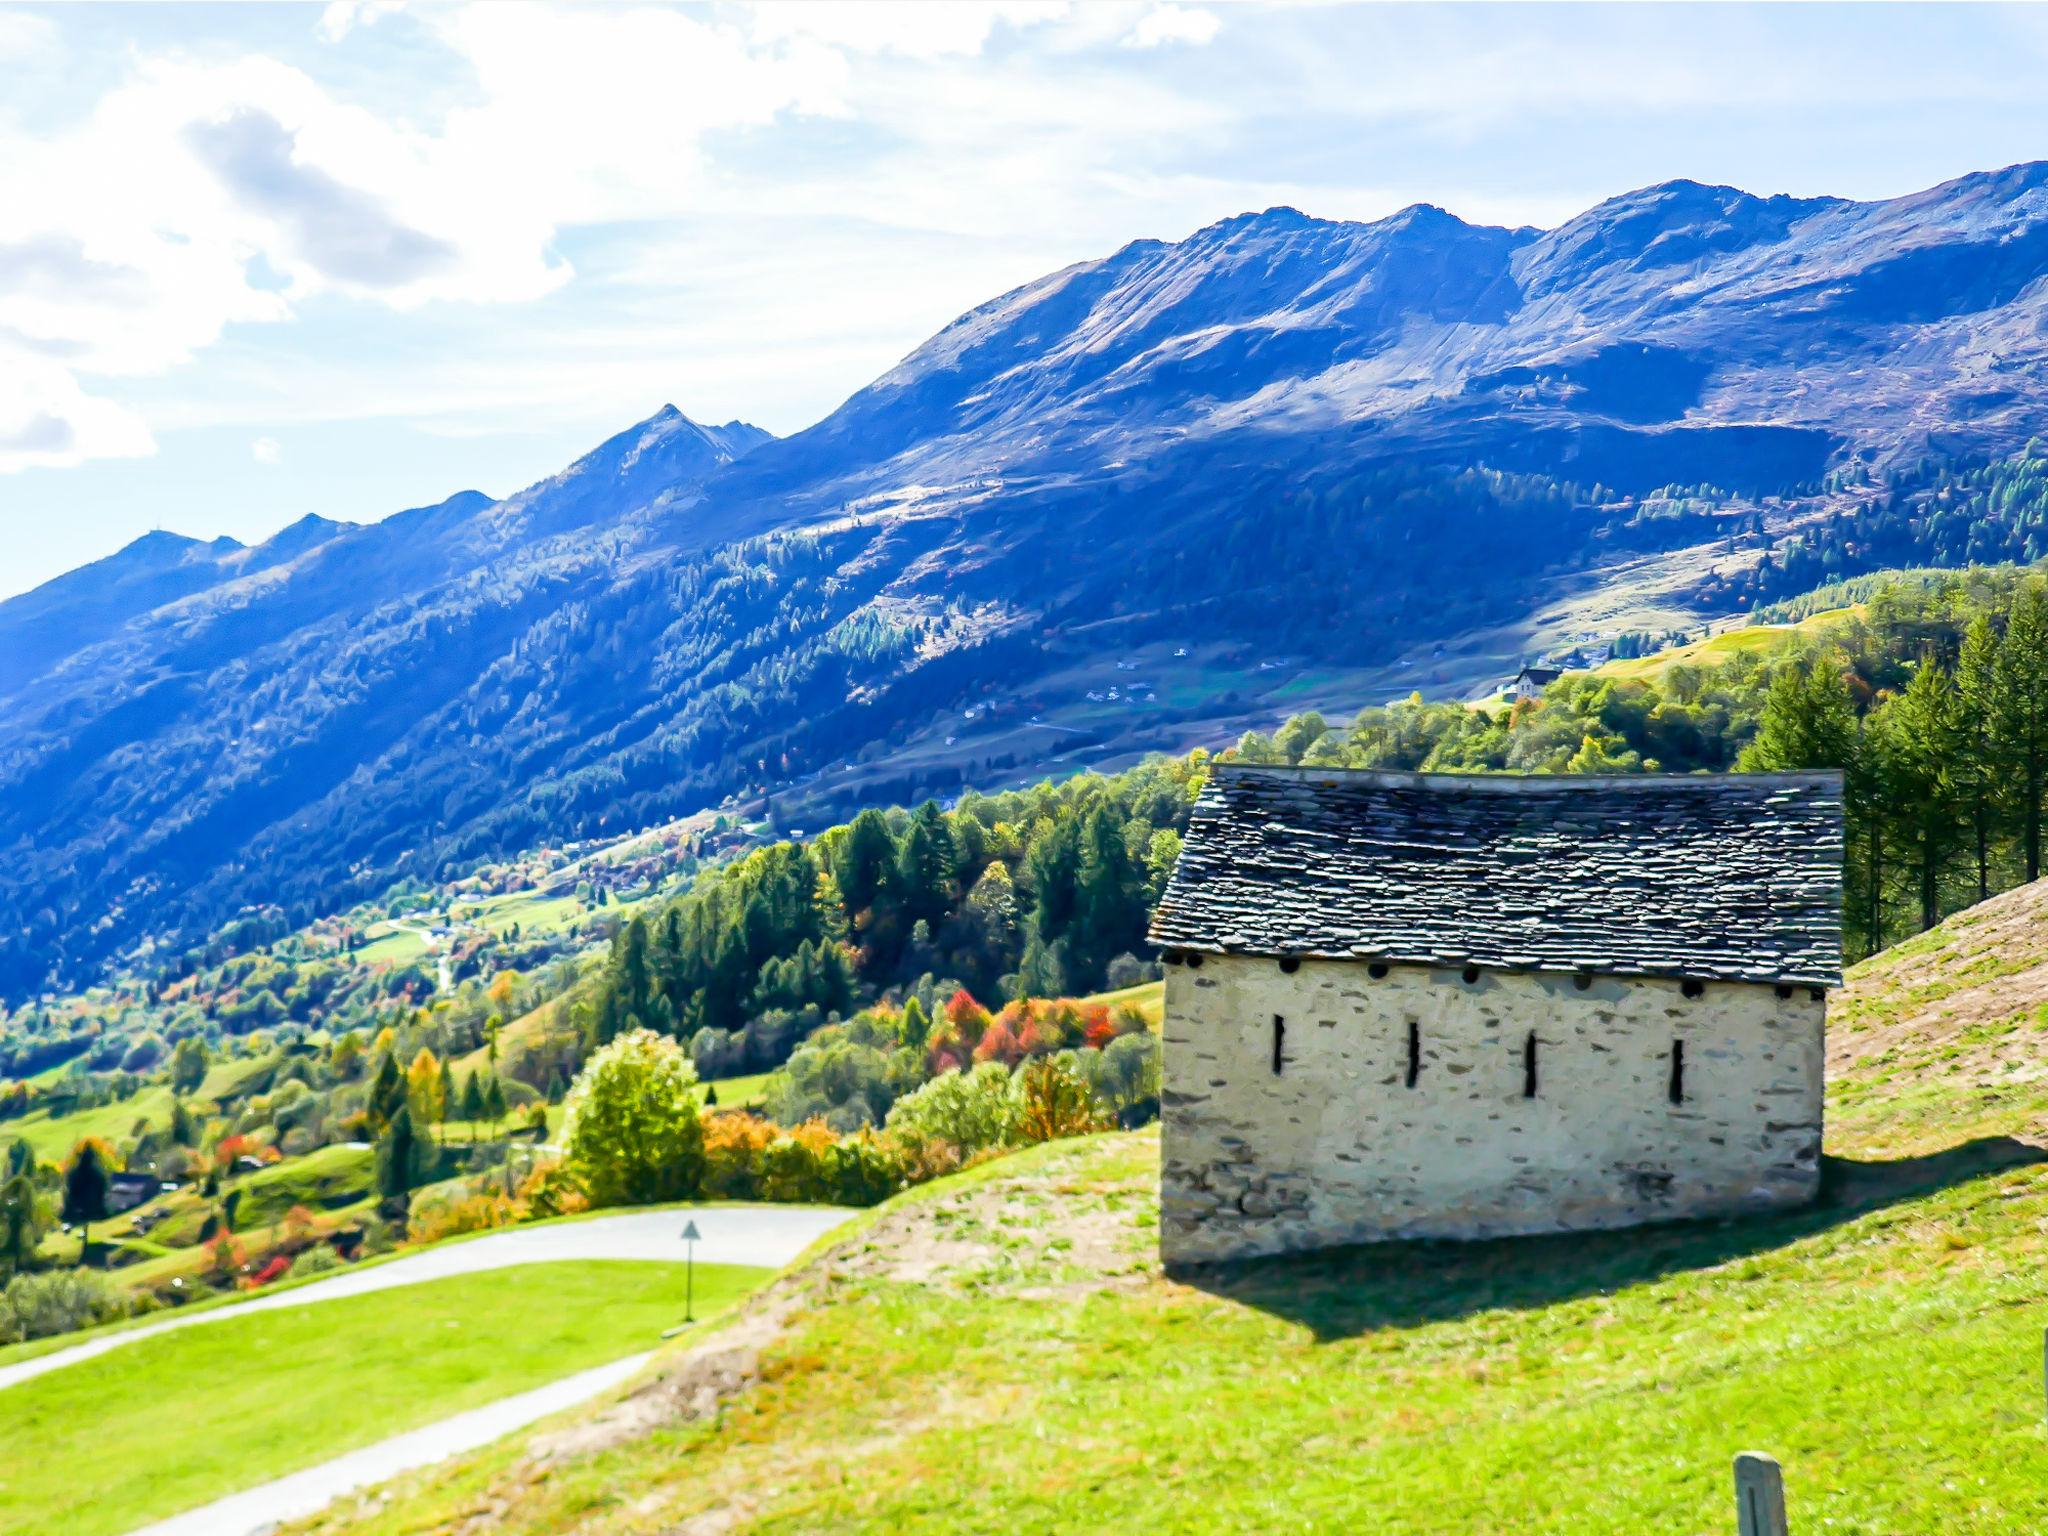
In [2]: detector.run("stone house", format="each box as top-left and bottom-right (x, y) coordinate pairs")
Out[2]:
(1147, 765), (1843, 1266)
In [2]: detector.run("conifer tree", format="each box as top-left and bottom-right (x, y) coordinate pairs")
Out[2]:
(368, 1050), (405, 1135)
(376, 1106), (420, 1205)
(62, 1141), (110, 1256)
(460, 1071), (486, 1132)
(1956, 614), (2001, 902)
(1883, 660), (1967, 932)
(1993, 583), (2048, 881)
(833, 809), (896, 918)
(484, 1076), (508, 1132)
(436, 1059), (458, 1147)
(0, 1174), (41, 1276)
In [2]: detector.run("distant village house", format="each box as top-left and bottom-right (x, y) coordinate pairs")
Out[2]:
(1148, 765), (1844, 1266)
(1510, 663), (1563, 702)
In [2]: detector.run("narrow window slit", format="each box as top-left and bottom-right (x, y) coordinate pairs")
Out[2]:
(1405, 1020), (1420, 1088)
(1271, 1014), (1285, 1076)
(1522, 1033), (1538, 1099)
(1668, 1039), (1685, 1104)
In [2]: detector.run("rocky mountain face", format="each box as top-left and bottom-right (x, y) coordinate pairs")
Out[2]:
(8, 163), (2048, 996)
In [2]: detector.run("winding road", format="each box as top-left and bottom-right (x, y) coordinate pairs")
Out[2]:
(2, 1204), (854, 1536)
(0, 1203), (850, 1394)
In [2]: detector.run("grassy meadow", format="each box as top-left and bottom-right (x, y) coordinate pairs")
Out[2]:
(275, 888), (2048, 1536)
(0, 1259), (767, 1536)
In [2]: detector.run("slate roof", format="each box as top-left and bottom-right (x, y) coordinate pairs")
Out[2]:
(1149, 766), (1844, 987)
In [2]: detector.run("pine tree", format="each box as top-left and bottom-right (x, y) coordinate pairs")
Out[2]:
(833, 809), (896, 917)
(1993, 583), (2048, 882)
(1956, 614), (2001, 902)
(895, 820), (952, 930)
(376, 1107), (419, 1204)
(1073, 806), (1143, 984)
(1, 1174), (42, 1275)
(436, 1059), (458, 1147)
(62, 1141), (110, 1256)
(1883, 659), (1967, 932)
(368, 1050), (405, 1134)
(1737, 656), (1858, 772)
(460, 1071), (486, 1132)
(484, 1076), (508, 1132)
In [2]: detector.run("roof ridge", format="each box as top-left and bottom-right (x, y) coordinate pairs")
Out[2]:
(1214, 764), (1845, 792)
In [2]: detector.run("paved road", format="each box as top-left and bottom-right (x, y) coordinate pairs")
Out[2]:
(0, 1203), (850, 1394)
(127, 1350), (657, 1536)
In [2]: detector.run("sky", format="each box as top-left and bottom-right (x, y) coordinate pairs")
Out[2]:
(4, 1), (2048, 598)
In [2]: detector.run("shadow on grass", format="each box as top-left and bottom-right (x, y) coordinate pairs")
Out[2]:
(1173, 1136), (2046, 1341)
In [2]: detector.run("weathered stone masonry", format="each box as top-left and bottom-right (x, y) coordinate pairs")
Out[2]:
(1149, 764), (1843, 1266)
(1159, 956), (1825, 1263)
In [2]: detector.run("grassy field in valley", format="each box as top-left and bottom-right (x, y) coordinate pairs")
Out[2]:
(280, 885), (2048, 1536)
(0, 1259), (767, 1536)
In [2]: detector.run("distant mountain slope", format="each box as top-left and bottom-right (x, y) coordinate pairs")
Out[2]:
(10, 164), (2048, 996)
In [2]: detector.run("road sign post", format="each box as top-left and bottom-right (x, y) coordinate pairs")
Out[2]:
(681, 1218), (699, 1323)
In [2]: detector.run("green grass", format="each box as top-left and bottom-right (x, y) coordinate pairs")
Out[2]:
(350, 922), (430, 965)
(0, 1259), (768, 1536)
(1078, 979), (1164, 1025)
(697, 1070), (773, 1110)
(7, 1084), (175, 1163)
(282, 1130), (2048, 1536)
(9, 1049), (282, 1164)
(278, 885), (2048, 1536)
(1597, 606), (1855, 683)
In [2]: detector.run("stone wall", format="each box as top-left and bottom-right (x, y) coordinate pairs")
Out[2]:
(1159, 955), (1825, 1265)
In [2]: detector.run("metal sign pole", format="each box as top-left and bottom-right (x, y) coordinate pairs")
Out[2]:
(682, 1218), (700, 1324)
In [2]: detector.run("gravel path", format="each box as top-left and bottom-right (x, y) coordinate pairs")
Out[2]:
(0, 1203), (850, 1394)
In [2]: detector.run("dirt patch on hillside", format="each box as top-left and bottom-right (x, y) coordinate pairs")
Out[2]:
(1831, 880), (2048, 1084)
(819, 1146), (1158, 1299)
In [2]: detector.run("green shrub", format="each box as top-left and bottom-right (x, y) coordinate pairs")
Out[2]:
(884, 1062), (1019, 1156)
(0, 1269), (134, 1346)
(563, 1029), (705, 1206)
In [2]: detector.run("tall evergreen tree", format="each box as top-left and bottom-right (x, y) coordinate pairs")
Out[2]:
(1992, 581), (2048, 881)
(368, 1050), (405, 1134)
(1, 1174), (42, 1275)
(1883, 660), (1967, 932)
(62, 1142), (110, 1257)
(436, 1058), (458, 1146)
(376, 1106), (421, 1204)
(1956, 614), (2001, 902)
(483, 1076), (508, 1131)
(834, 809), (897, 917)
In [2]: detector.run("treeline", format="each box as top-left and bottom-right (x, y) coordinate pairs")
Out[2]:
(580, 761), (1199, 1076)
(1240, 565), (2048, 958)
(1737, 445), (2048, 606)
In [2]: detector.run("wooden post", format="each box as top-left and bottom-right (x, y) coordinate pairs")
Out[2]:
(1735, 1451), (1788, 1536)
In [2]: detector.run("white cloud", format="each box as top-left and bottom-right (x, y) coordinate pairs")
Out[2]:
(1125, 4), (1219, 50)
(0, 348), (154, 473)
(0, 10), (55, 61)
(251, 435), (282, 465)
(743, 0), (1068, 59)
(318, 1), (406, 44)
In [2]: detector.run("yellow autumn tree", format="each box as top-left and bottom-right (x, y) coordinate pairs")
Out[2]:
(407, 1048), (445, 1132)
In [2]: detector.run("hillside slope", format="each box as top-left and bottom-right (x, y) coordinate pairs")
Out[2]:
(284, 898), (2048, 1536)
(16, 165), (2048, 995)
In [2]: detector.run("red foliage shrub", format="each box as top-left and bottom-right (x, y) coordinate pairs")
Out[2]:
(945, 988), (991, 1033)
(972, 1021), (1023, 1067)
(246, 1253), (291, 1289)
